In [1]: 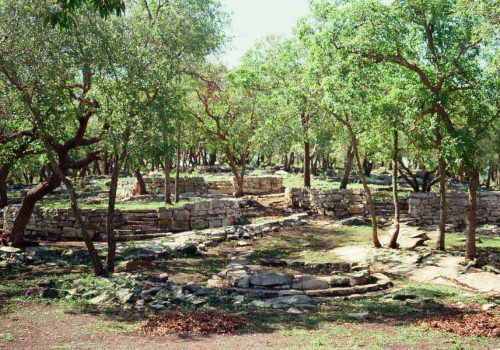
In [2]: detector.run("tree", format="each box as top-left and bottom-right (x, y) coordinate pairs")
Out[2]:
(310, 0), (498, 259)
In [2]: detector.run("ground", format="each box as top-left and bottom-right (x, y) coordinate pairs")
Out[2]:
(1, 189), (499, 349)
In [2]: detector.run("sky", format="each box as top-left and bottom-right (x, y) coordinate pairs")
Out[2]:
(219, 0), (310, 67)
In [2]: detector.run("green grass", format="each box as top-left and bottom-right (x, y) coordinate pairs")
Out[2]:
(39, 197), (201, 211)
(246, 225), (377, 263)
(445, 233), (500, 253)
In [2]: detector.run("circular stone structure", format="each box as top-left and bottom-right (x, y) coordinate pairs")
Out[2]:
(209, 255), (392, 307)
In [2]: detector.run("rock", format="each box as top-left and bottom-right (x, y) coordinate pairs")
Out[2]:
(481, 303), (496, 311)
(392, 293), (417, 301)
(287, 307), (302, 314)
(116, 289), (134, 304)
(338, 216), (368, 226)
(252, 300), (267, 308)
(249, 272), (293, 287)
(149, 302), (165, 310)
(141, 287), (161, 297)
(190, 297), (206, 306)
(292, 276), (330, 290)
(347, 312), (369, 320)
(156, 288), (171, 299)
(175, 243), (198, 256)
(89, 293), (108, 305)
(235, 277), (251, 289)
(237, 240), (252, 247)
(264, 295), (313, 307)
(119, 259), (153, 272)
(0, 246), (21, 254)
(25, 287), (58, 299)
(327, 276), (351, 287)
(158, 273), (169, 282)
(37, 279), (55, 288)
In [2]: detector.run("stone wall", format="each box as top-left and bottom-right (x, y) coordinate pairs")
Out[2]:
(285, 187), (405, 218)
(3, 198), (241, 241)
(239, 176), (283, 195)
(117, 177), (208, 199)
(118, 176), (284, 199)
(408, 192), (500, 226)
(2, 206), (112, 241)
(285, 188), (369, 218)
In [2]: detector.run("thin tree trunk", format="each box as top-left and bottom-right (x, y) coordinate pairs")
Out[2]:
(225, 147), (244, 197)
(304, 141), (311, 188)
(134, 170), (148, 195)
(465, 169), (479, 261)
(0, 165), (10, 208)
(388, 130), (400, 248)
(174, 124), (181, 203)
(164, 160), (172, 204)
(436, 156), (448, 250)
(340, 143), (354, 189)
(346, 122), (381, 248)
(106, 152), (120, 273)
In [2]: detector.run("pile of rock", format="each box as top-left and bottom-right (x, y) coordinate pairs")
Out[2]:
(208, 251), (392, 309)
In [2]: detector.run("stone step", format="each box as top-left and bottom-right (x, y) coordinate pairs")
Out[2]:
(115, 232), (171, 241)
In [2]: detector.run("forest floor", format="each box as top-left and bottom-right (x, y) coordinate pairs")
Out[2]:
(1, 193), (499, 349)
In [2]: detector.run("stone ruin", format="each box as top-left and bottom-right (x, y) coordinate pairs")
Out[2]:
(117, 176), (284, 200)
(208, 253), (392, 308)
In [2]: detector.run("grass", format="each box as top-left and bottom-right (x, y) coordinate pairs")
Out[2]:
(446, 232), (500, 253)
(39, 197), (201, 211)
(246, 225), (377, 264)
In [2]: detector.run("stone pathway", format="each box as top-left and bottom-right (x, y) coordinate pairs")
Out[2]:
(330, 246), (500, 295)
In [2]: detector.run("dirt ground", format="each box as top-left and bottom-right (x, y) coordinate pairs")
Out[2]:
(1, 302), (498, 350)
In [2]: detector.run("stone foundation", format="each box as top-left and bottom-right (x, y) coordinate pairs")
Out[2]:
(285, 188), (370, 218)
(118, 176), (284, 199)
(210, 255), (392, 303)
(117, 177), (207, 199)
(3, 198), (241, 241)
(408, 192), (500, 226)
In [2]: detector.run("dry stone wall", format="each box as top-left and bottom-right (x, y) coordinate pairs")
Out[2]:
(117, 177), (208, 199)
(285, 188), (369, 218)
(408, 192), (500, 226)
(3, 198), (241, 241)
(118, 176), (283, 199)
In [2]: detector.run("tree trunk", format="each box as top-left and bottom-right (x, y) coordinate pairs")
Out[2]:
(362, 158), (373, 177)
(106, 153), (120, 273)
(134, 170), (148, 195)
(209, 152), (216, 166)
(486, 162), (492, 189)
(174, 125), (181, 203)
(465, 169), (479, 261)
(436, 156), (447, 251)
(103, 152), (110, 175)
(93, 159), (101, 175)
(55, 168), (104, 276)
(226, 148), (244, 197)
(164, 161), (172, 204)
(9, 175), (61, 247)
(0, 164), (10, 208)
(388, 130), (400, 248)
(340, 143), (354, 189)
(303, 141), (311, 188)
(346, 123), (381, 248)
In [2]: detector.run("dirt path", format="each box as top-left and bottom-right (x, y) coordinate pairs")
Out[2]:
(0, 303), (278, 350)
